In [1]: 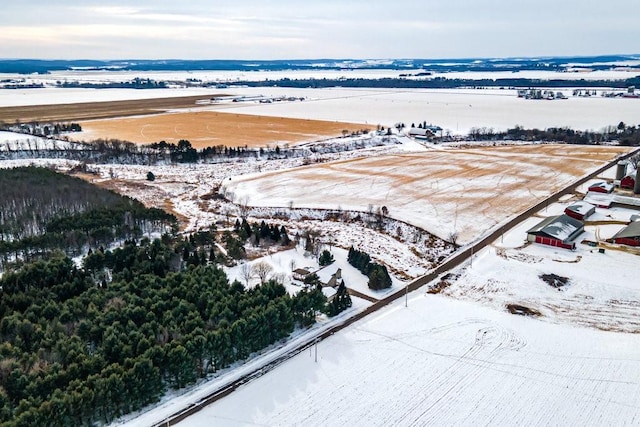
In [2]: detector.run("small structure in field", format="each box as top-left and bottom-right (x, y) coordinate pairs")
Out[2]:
(407, 127), (434, 140)
(588, 182), (614, 193)
(526, 214), (584, 250)
(564, 201), (595, 221)
(609, 222), (640, 247)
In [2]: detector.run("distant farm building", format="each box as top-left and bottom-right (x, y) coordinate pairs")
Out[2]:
(609, 222), (640, 247)
(620, 174), (635, 190)
(564, 201), (595, 221)
(526, 214), (584, 250)
(588, 182), (614, 193)
(407, 128), (434, 140)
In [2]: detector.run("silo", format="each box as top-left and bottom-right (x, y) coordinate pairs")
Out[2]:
(616, 161), (627, 180)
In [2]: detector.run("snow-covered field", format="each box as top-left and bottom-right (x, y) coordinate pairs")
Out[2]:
(3, 77), (640, 427)
(218, 87), (640, 135)
(222, 144), (631, 244)
(3, 85), (640, 136)
(176, 293), (640, 426)
(163, 195), (640, 427)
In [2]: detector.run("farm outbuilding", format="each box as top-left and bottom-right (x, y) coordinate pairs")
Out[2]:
(610, 221), (640, 247)
(526, 214), (584, 249)
(407, 127), (434, 140)
(588, 182), (614, 193)
(620, 174), (635, 190)
(564, 201), (596, 221)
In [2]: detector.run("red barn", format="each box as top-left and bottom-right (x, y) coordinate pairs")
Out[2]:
(610, 222), (640, 247)
(564, 201), (595, 221)
(620, 174), (635, 190)
(588, 182), (614, 193)
(526, 214), (584, 250)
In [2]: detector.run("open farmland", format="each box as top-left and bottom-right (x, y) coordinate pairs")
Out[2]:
(74, 110), (374, 148)
(222, 144), (632, 244)
(0, 94), (225, 123)
(175, 295), (640, 427)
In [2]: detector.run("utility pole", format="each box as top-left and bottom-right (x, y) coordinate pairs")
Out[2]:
(314, 340), (318, 363)
(470, 246), (473, 268)
(405, 284), (408, 307)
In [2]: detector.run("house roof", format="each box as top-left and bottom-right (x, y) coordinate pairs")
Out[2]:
(293, 268), (311, 276)
(322, 287), (337, 299)
(527, 214), (584, 241)
(611, 221), (640, 239)
(565, 201), (595, 216)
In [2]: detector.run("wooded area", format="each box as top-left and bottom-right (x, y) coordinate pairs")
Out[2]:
(0, 167), (176, 272)
(0, 166), (329, 425)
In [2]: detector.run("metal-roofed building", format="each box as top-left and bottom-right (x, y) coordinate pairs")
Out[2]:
(610, 221), (640, 247)
(588, 182), (614, 194)
(564, 201), (596, 221)
(526, 214), (584, 250)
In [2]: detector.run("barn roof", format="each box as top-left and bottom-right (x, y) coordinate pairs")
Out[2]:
(565, 201), (595, 216)
(589, 182), (614, 192)
(583, 192), (613, 208)
(527, 214), (584, 241)
(611, 221), (640, 239)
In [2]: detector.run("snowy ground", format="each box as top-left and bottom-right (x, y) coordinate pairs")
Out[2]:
(175, 294), (640, 427)
(3, 85), (640, 136)
(0, 131), (86, 151)
(441, 201), (640, 333)
(224, 246), (404, 301)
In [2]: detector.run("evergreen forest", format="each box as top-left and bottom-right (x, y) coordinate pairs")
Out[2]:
(0, 166), (328, 425)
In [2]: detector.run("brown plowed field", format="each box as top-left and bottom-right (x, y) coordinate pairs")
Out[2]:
(74, 111), (374, 148)
(0, 95), (225, 123)
(222, 144), (634, 243)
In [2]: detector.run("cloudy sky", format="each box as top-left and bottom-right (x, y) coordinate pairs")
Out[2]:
(1, 0), (638, 60)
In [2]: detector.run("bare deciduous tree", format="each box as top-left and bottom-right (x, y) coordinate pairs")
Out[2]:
(251, 261), (273, 284)
(240, 262), (252, 286)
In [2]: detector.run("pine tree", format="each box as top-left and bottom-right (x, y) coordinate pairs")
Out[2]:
(318, 249), (334, 266)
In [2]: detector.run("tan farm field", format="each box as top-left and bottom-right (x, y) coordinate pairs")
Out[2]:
(222, 144), (633, 244)
(75, 111), (374, 148)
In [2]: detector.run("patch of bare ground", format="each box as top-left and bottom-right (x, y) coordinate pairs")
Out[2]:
(506, 304), (542, 316)
(428, 273), (458, 294)
(539, 273), (570, 289)
(0, 94), (228, 123)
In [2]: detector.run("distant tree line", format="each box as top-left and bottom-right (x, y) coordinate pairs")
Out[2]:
(231, 76), (640, 90)
(2, 121), (82, 137)
(56, 78), (167, 89)
(468, 122), (640, 146)
(347, 247), (392, 290)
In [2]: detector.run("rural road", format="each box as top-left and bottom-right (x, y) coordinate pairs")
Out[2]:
(152, 146), (640, 427)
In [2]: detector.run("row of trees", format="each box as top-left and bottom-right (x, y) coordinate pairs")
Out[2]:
(0, 238), (327, 426)
(347, 247), (392, 290)
(469, 123), (640, 146)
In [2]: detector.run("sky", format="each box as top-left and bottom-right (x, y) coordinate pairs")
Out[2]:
(1, 0), (638, 60)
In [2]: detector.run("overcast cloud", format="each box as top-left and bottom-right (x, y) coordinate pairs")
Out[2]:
(1, 0), (637, 59)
